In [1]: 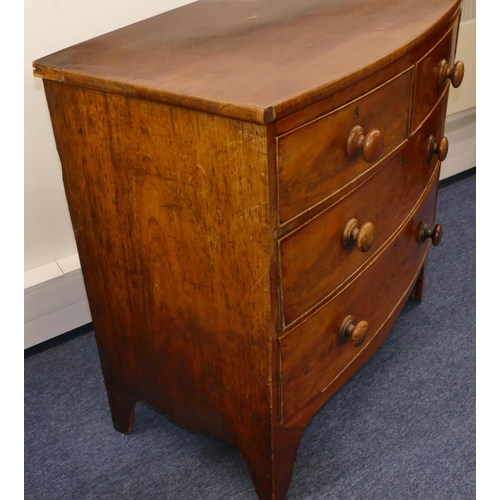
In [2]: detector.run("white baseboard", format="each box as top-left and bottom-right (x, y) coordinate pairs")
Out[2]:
(24, 108), (476, 349)
(24, 254), (92, 349)
(441, 107), (476, 180)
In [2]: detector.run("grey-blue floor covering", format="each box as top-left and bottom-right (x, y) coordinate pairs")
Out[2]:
(25, 172), (475, 500)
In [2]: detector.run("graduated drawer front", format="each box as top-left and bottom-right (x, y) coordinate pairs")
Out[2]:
(280, 170), (440, 423)
(279, 88), (449, 326)
(412, 16), (460, 130)
(277, 69), (412, 223)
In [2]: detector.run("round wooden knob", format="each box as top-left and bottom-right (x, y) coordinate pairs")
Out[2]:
(419, 222), (442, 246)
(438, 59), (465, 88)
(346, 125), (384, 163)
(342, 218), (376, 253)
(339, 315), (369, 347)
(426, 135), (448, 162)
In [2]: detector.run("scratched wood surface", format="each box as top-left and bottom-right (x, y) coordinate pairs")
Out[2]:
(277, 69), (412, 223)
(280, 167), (440, 422)
(33, 0), (460, 123)
(279, 88), (449, 326)
(43, 79), (283, 497)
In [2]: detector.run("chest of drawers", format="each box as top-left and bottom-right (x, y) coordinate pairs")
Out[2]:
(33, 1), (464, 498)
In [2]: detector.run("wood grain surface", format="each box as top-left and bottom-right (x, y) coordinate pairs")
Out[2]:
(43, 80), (283, 496)
(280, 169), (440, 422)
(277, 69), (412, 222)
(34, 0), (460, 123)
(279, 87), (449, 326)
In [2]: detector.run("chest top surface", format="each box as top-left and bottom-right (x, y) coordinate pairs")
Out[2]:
(33, 0), (460, 123)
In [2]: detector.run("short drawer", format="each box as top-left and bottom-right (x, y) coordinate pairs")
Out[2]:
(279, 88), (448, 326)
(412, 16), (461, 129)
(277, 69), (412, 223)
(279, 170), (440, 422)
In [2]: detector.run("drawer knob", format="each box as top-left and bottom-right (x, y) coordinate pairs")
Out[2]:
(347, 125), (384, 163)
(426, 135), (449, 162)
(420, 222), (442, 246)
(438, 59), (465, 88)
(342, 218), (376, 253)
(339, 315), (369, 347)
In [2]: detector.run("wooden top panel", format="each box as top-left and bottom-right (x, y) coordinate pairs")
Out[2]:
(33, 0), (460, 123)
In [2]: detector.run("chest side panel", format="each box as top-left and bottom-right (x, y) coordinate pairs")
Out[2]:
(43, 80), (274, 444)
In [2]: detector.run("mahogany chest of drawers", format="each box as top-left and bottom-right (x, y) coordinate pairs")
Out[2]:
(33, 1), (464, 498)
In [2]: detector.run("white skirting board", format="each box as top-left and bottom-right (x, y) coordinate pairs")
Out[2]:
(24, 108), (476, 349)
(441, 107), (476, 180)
(24, 255), (92, 349)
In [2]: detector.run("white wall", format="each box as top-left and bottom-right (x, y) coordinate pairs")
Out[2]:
(441, 17), (476, 180)
(447, 19), (476, 116)
(24, 0), (196, 273)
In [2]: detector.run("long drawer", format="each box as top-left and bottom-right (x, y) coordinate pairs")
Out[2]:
(279, 169), (440, 423)
(277, 69), (412, 223)
(279, 88), (449, 326)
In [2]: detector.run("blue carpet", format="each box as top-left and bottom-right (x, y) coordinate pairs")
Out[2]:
(25, 172), (475, 499)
